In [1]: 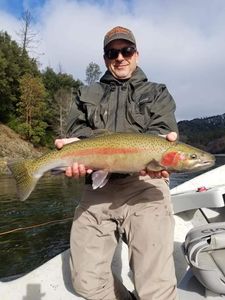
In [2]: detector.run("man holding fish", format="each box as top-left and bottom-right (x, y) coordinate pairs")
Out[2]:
(7, 24), (214, 299)
(55, 26), (179, 300)
(8, 25), (214, 299)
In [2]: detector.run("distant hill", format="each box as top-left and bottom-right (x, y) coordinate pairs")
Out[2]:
(178, 113), (225, 153)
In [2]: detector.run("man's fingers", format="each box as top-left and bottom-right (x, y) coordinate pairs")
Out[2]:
(65, 163), (92, 178)
(55, 139), (64, 149)
(71, 162), (80, 178)
(139, 170), (147, 176)
(79, 164), (86, 177)
(55, 137), (80, 149)
(65, 166), (73, 177)
(86, 169), (93, 174)
(152, 171), (162, 178)
(141, 169), (170, 179)
(166, 131), (177, 142)
(161, 170), (170, 178)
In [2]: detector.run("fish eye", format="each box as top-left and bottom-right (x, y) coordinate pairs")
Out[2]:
(190, 154), (197, 159)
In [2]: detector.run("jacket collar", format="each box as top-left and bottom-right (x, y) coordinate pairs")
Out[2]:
(100, 66), (148, 87)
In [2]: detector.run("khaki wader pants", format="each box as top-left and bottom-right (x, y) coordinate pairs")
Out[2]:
(70, 175), (178, 300)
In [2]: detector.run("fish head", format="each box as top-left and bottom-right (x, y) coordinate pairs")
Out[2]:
(160, 143), (215, 172)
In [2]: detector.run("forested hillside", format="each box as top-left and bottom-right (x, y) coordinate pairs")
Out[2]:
(0, 30), (103, 174)
(0, 31), (83, 148)
(178, 114), (225, 153)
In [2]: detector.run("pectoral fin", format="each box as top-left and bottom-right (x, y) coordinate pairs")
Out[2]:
(92, 170), (109, 189)
(146, 159), (163, 172)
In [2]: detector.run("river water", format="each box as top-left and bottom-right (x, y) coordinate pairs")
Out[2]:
(0, 155), (225, 280)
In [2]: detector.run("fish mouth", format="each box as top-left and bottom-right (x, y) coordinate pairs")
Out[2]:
(204, 155), (216, 166)
(193, 159), (215, 171)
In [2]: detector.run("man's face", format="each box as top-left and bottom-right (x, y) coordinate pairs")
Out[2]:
(104, 40), (139, 80)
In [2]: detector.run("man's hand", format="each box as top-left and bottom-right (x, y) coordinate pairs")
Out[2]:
(55, 138), (93, 178)
(139, 131), (178, 179)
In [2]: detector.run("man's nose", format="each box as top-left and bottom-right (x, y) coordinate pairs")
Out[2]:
(116, 52), (124, 60)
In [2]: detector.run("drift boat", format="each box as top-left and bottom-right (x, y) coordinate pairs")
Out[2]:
(1, 165), (225, 299)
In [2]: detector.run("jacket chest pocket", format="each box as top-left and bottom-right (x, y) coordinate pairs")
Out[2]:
(127, 96), (153, 130)
(83, 102), (108, 129)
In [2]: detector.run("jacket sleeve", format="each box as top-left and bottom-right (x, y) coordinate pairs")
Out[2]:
(146, 84), (179, 137)
(66, 87), (94, 138)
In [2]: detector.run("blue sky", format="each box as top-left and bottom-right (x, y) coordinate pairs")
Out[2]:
(1, 0), (225, 121)
(0, 0), (46, 17)
(0, 0), (23, 17)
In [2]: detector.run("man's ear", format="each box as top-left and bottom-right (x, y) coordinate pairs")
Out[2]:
(103, 55), (108, 68)
(135, 51), (139, 63)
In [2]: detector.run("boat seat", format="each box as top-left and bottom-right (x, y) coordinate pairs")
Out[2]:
(172, 186), (225, 214)
(183, 222), (225, 295)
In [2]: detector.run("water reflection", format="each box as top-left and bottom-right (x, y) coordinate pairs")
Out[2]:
(0, 155), (224, 279)
(0, 174), (83, 279)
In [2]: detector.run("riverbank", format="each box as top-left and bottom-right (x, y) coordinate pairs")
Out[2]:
(0, 124), (43, 174)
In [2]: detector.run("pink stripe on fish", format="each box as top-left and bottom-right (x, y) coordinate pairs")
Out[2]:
(61, 147), (143, 158)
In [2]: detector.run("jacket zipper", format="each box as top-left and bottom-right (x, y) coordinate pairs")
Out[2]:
(115, 85), (120, 131)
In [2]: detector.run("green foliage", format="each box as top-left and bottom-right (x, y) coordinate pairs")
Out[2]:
(0, 30), (83, 148)
(42, 67), (83, 138)
(42, 67), (82, 97)
(85, 62), (102, 85)
(0, 31), (40, 122)
(16, 73), (48, 146)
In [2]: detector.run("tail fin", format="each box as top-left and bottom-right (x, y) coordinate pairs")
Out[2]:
(8, 160), (39, 201)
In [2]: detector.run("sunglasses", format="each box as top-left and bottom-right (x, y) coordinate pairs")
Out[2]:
(104, 46), (136, 60)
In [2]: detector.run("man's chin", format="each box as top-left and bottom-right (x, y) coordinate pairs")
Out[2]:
(114, 71), (131, 80)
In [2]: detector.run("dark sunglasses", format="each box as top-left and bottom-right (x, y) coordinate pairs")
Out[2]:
(104, 46), (136, 60)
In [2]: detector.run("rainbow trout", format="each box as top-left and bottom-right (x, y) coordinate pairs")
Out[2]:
(8, 132), (215, 201)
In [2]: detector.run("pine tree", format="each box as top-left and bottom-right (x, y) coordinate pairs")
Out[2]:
(85, 62), (102, 85)
(17, 74), (47, 145)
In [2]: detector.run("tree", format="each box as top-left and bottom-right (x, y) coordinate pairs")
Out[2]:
(17, 10), (40, 56)
(42, 67), (83, 99)
(54, 88), (73, 137)
(85, 62), (102, 85)
(17, 74), (48, 145)
(0, 31), (39, 122)
(41, 67), (83, 139)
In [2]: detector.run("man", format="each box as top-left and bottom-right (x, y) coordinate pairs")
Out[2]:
(56, 26), (178, 300)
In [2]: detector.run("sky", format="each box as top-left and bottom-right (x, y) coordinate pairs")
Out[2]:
(1, 0), (225, 121)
